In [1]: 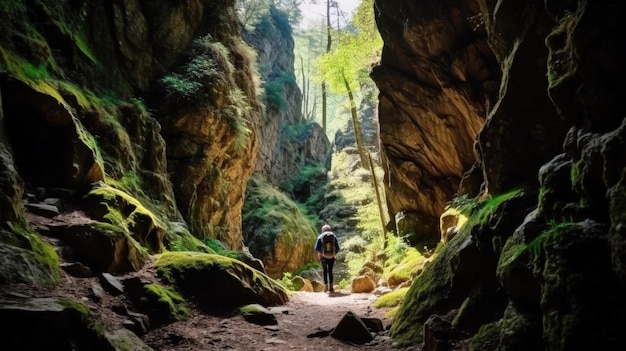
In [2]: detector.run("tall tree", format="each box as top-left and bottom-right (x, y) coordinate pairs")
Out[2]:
(318, 0), (386, 239)
(321, 0), (336, 133)
(318, 0), (381, 163)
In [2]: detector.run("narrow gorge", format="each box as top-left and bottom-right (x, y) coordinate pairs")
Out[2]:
(1, 0), (625, 350)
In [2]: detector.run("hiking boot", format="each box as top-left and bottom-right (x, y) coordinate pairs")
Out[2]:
(329, 285), (334, 293)
(324, 284), (329, 292)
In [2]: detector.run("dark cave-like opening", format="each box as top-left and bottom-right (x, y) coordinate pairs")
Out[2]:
(2, 80), (74, 190)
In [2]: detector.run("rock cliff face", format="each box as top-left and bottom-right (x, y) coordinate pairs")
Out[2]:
(371, 0), (500, 248)
(0, 0), (262, 286)
(374, 0), (626, 348)
(240, 8), (329, 277)
(244, 8), (329, 187)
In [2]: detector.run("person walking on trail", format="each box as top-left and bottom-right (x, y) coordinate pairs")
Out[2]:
(315, 224), (340, 293)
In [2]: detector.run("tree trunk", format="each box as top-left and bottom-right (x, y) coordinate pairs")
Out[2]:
(341, 70), (368, 169)
(322, 0), (333, 133)
(299, 55), (308, 119)
(368, 153), (388, 250)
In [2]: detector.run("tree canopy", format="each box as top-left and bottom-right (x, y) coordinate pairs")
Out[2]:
(237, 0), (303, 29)
(317, 0), (381, 96)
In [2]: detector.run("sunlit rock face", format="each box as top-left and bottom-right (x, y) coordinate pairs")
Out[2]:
(155, 34), (262, 250)
(0, 0), (261, 259)
(244, 9), (329, 187)
(371, 0), (499, 248)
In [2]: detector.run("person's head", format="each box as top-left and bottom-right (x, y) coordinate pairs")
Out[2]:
(322, 224), (331, 232)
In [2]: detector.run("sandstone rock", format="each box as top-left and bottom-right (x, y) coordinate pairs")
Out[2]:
(352, 275), (376, 293)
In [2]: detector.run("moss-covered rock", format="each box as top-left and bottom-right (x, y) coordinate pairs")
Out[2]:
(373, 287), (409, 309)
(384, 247), (426, 288)
(62, 221), (148, 273)
(0, 231), (60, 286)
(290, 275), (313, 292)
(155, 251), (288, 314)
(0, 296), (152, 350)
(242, 176), (318, 278)
(142, 283), (190, 321)
(83, 182), (165, 254)
(0, 143), (60, 286)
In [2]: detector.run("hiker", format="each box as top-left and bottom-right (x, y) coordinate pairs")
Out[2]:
(315, 224), (340, 293)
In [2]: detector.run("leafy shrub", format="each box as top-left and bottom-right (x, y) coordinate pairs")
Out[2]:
(278, 272), (296, 291)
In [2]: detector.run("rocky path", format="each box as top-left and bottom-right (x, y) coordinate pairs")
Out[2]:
(142, 290), (416, 351)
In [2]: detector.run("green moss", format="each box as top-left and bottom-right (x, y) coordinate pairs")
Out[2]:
(389, 229), (470, 346)
(524, 221), (575, 261)
(242, 176), (317, 259)
(52, 19), (97, 64)
(57, 298), (90, 318)
(385, 306), (400, 319)
(469, 322), (501, 351)
(154, 251), (288, 307)
(374, 287), (409, 308)
(384, 247), (425, 286)
(155, 251), (235, 276)
(27, 228), (62, 282)
(474, 189), (522, 227)
(239, 303), (268, 314)
(290, 275), (306, 291)
(164, 223), (213, 253)
(144, 283), (190, 320)
(89, 184), (165, 230)
(0, 222), (60, 286)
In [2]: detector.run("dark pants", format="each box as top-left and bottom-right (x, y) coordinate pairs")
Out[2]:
(321, 257), (335, 285)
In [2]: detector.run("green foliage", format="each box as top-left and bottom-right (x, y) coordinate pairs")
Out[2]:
(238, 1), (300, 31)
(282, 158), (327, 217)
(268, 5), (292, 36)
(316, 0), (382, 94)
(262, 69), (296, 111)
(160, 36), (252, 154)
(0, 0), (26, 16)
(263, 79), (288, 110)
(383, 234), (412, 267)
(160, 74), (202, 101)
(446, 194), (480, 216)
(277, 272), (297, 291)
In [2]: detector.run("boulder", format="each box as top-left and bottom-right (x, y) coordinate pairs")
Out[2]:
(62, 222), (149, 273)
(155, 252), (288, 314)
(239, 304), (278, 326)
(351, 275), (376, 293)
(331, 311), (374, 344)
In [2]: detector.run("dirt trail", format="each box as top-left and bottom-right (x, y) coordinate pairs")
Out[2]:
(143, 289), (417, 351)
(19, 209), (418, 350)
